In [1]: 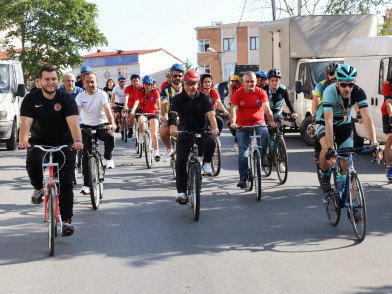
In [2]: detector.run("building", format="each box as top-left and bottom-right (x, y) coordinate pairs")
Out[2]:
(73, 48), (183, 88)
(195, 21), (260, 82)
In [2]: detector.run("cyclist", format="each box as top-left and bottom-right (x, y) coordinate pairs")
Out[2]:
(312, 62), (339, 161)
(316, 64), (379, 191)
(228, 75), (242, 150)
(160, 63), (185, 162)
(160, 72), (171, 90)
(230, 71), (277, 188)
(262, 68), (298, 130)
(75, 65), (91, 89)
(129, 75), (161, 161)
(256, 70), (268, 88)
(111, 75), (126, 133)
(382, 70), (392, 181)
(124, 73), (143, 138)
(75, 71), (116, 195)
(200, 73), (229, 133)
(169, 70), (219, 203)
(19, 65), (83, 236)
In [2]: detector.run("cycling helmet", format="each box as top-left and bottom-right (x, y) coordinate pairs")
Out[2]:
(80, 65), (91, 73)
(267, 68), (281, 79)
(170, 63), (185, 73)
(184, 70), (200, 82)
(118, 74), (126, 81)
(130, 73), (140, 80)
(335, 64), (357, 82)
(200, 73), (213, 84)
(325, 62), (339, 74)
(230, 75), (240, 82)
(256, 70), (268, 79)
(143, 75), (154, 85)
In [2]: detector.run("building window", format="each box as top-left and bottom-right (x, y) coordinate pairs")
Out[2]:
(250, 37), (259, 50)
(223, 63), (236, 79)
(223, 38), (235, 52)
(117, 67), (129, 77)
(198, 39), (210, 53)
(199, 65), (211, 74)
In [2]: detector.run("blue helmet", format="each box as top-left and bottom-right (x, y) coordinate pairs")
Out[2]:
(118, 74), (126, 81)
(130, 73), (140, 80)
(335, 64), (357, 82)
(80, 65), (91, 73)
(143, 75), (154, 85)
(170, 63), (184, 73)
(256, 70), (268, 79)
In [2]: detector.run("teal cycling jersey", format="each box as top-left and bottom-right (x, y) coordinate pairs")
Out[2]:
(261, 84), (294, 117)
(315, 83), (367, 126)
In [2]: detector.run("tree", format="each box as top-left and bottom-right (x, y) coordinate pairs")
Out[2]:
(324, 0), (389, 15)
(184, 58), (198, 71)
(0, 0), (107, 83)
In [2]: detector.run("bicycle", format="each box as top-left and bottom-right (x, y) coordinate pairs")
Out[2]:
(170, 136), (177, 180)
(237, 125), (267, 201)
(118, 106), (128, 142)
(263, 126), (288, 184)
(211, 136), (222, 176)
(323, 146), (380, 242)
(81, 127), (106, 210)
(137, 112), (158, 168)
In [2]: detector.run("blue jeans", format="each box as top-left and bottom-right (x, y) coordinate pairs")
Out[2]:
(236, 126), (269, 180)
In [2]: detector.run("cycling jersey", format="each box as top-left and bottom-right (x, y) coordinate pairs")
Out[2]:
(381, 80), (392, 116)
(161, 84), (183, 113)
(313, 79), (334, 105)
(262, 84), (294, 117)
(125, 84), (143, 108)
(315, 84), (367, 126)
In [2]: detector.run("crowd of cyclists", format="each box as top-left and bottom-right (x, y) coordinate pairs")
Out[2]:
(19, 61), (392, 236)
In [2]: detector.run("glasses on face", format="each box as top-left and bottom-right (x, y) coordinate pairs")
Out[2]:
(339, 82), (354, 88)
(119, 80), (125, 83)
(173, 74), (183, 78)
(327, 72), (335, 76)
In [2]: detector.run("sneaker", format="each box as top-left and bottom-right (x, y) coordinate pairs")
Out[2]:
(80, 185), (90, 195)
(320, 174), (331, 192)
(237, 179), (248, 189)
(353, 208), (362, 224)
(154, 151), (161, 162)
(261, 158), (269, 167)
(176, 192), (187, 204)
(115, 126), (120, 133)
(233, 143), (238, 151)
(31, 188), (44, 204)
(106, 159), (115, 169)
(279, 162), (286, 173)
(386, 166), (392, 181)
(62, 219), (74, 236)
(313, 150), (320, 162)
(127, 129), (133, 138)
(162, 149), (173, 162)
(77, 166), (82, 173)
(203, 162), (213, 176)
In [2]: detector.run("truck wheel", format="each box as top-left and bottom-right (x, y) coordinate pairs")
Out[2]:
(5, 119), (17, 150)
(300, 115), (316, 146)
(353, 123), (364, 148)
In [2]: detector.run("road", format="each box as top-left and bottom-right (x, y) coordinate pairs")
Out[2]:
(0, 129), (391, 293)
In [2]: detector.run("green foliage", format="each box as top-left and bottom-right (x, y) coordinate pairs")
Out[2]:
(379, 21), (392, 36)
(0, 0), (107, 83)
(324, 0), (388, 15)
(184, 58), (198, 71)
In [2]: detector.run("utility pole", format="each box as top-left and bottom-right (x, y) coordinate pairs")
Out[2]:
(298, 0), (302, 16)
(272, 0), (276, 20)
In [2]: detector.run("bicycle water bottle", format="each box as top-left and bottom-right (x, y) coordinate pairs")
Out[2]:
(271, 139), (275, 151)
(336, 173), (346, 192)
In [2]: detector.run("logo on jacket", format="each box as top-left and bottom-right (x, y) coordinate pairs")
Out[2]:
(256, 100), (261, 105)
(54, 103), (61, 111)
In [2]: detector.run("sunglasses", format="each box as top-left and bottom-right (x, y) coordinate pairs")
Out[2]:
(339, 82), (354, 88)
(119, 80), (125, 83)
(173, 74), (183, 78)
(327, 72), (335, 76)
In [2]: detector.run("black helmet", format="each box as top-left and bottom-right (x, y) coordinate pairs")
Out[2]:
(200, 73), (213, 84)
(267, 68), (281, 79)
(325, 62), (339, 74)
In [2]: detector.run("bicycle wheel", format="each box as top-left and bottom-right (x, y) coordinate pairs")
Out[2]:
(211, 137), (221, 176)
(144, 131), (153, 168)
(188, 162), (201, 221)
(88, 156), (100, 210)
(263, 143), (273, 177)
(48, 185), (56, 256)
(248, 155), (253, 191)
(348, 173), (366, 242)
(123, 117), (128, 143)
(324, 189), (341, 226)
(254, 150), (262, 201)
(276, 136), (288, 185)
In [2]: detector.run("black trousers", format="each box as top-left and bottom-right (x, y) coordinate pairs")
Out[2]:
(81, 124), (114, 186)
(216, 115), (223, 134)
(175, 133), (216, 193)
(26, 147), (76, 220)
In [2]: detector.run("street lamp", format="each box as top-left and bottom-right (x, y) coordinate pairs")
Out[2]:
(206, 47), (223, 82)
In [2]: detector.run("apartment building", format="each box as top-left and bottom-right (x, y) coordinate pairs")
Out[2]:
(195, 21), (260, 82)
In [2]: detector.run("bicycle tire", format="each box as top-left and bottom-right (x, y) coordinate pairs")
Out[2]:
(349, 173), (367, 242)
(188, 162), (201, 221)
(276, 136), (288, 185)
(254, 150), (262, 201)
(263, 141), (273, 177)
(211, 137), (221, 176)
(124, 118), (128, 143)
(145, 131), (153, 168)
(324, 189), (341, 226)
(48, 185), (56, 256)
(134, 126), (140, 154)
(88, 156), (100, 210)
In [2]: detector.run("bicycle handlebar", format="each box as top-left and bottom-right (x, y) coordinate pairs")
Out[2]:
(236, 124), (268, 130)
(19, 144), (73, 152)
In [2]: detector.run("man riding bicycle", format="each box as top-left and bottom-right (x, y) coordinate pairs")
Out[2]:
(111, 75), (126, 133)
(169, 70), (219, 203)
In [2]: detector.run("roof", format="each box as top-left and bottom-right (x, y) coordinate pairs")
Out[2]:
(195, 21), (260, 30)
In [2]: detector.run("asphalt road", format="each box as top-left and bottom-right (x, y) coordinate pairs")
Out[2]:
(0, 129), (391, 293)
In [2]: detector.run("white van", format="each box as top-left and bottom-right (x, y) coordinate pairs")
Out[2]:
(345, 36), (392, 146)
(0, 60), (26, 150)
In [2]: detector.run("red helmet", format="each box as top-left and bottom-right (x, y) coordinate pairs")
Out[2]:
(184, 70), (200, 82)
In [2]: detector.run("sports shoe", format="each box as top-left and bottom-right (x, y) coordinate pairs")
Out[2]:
(261, 158), (269, 167)
(313, 150), (320, 162)
(279, 162), (286, 173)
(162, 149), (173, 162)
(77, 166), (82, 173)
(106, 159), (115, 169)
(62, 219), (74, 236)
(320, 174), (331, 192)
(386, 166), (392, 181)
(31, 188), (44, 204)
(353, 208), (362, 224)
(154, 151), (161, 162)
(233, 143), (238, 151)
(115, 126), (120, 133)
(127, 129), (133, 138)
(203, 162), (213, 176)
(176, 192), (187, 204)
(237, 179), (248, 189)
(80, 185), (90, 195)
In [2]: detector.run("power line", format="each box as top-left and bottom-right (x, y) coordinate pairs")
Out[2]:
(228, 0), (248, 50)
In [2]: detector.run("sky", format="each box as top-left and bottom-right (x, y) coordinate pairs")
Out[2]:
(85, 0), (388, 66)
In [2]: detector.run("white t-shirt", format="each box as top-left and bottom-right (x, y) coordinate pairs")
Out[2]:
(112, 85), (125, 104)
(75, 89), (109, 126)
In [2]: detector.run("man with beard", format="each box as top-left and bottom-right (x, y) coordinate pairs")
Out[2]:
(316, 64), (379, 192)
(19, 65), (83, 236)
